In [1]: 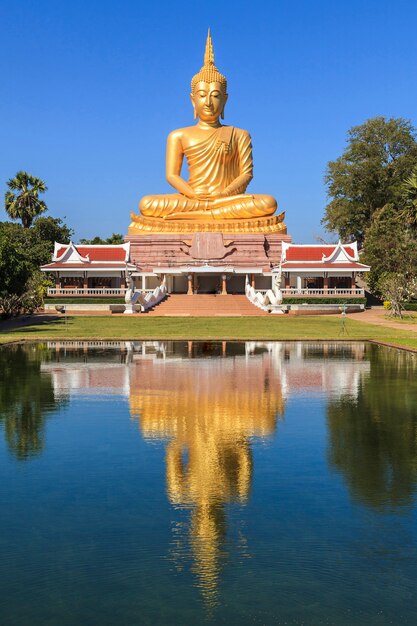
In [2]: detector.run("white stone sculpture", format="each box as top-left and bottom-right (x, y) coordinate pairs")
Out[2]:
(124, 275), (167, 314)
(245, 272), (285, 314)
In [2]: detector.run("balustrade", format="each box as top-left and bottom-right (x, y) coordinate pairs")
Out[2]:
(280, 288), (364, 296)
(47, 288), (127, 297)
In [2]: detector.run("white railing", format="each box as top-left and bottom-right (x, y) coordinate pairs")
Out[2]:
(281, 288), (364, 297)
(47, 288), (127, 297)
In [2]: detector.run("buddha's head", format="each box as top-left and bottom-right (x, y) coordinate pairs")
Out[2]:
(191, 30), (228, 122)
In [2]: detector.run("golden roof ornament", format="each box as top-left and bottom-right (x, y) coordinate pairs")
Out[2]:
(191, 29), (227, 94)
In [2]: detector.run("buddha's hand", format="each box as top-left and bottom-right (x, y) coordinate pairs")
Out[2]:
(183, 192), (213, 201)
(182, 190), (199, 199)
(183, 190), (210, 200)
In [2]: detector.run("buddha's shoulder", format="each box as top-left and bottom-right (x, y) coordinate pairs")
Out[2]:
(231, 127), (252, 141)
(167, 126), (196, 140)
(167, 128), (184, 142)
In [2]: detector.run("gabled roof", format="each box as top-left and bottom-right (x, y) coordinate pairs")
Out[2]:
(41, 262), (137, 271)
(281, 262), (369, 270)
(41, 241), (135, 271)
(281, 241), (358, 262)
(279, 241), (369, 272)
(53, 241), (130, 263)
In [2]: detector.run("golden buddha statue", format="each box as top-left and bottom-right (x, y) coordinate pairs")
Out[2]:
(129, 30), (286, 234)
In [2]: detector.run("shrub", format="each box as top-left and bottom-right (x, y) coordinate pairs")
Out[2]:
(282, 297), (366, 305)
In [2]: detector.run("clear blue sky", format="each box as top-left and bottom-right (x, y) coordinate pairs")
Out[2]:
(1, 0), (416, 243)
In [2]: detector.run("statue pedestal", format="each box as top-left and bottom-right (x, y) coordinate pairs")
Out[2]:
(126, 230), (292, 275)
(128, 213), (287, 236)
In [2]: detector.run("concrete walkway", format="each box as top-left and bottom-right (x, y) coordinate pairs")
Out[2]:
(348, 308), (417, 334)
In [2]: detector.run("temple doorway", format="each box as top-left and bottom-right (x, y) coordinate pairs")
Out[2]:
(194, 274), (246, 294)
(196, 275), (222, 294)
(227, 275), (245, 294)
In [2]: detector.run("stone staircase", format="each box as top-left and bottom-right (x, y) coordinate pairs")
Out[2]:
(143, 294), (270, 316)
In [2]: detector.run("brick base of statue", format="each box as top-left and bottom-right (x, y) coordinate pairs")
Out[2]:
(126, 231), (292, 273)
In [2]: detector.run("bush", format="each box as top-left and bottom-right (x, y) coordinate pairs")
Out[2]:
(383, 301), (392, 310)
(282, 297), (366, 305)
(0, 293), (23, 318)
(403, 302), (417, 311)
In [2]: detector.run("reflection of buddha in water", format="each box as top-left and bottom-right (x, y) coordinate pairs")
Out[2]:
(130, 30), (285, 233)
(129, 351), (284, 604)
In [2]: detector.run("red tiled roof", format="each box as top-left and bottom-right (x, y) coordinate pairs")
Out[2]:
(56, 246), (126, 261)
(282, 262), (369, 270)
(42, 262), (130, 270)
(285, 245), (355, 261)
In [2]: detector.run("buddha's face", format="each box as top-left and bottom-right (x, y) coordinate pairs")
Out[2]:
(191, 81), (227, 123)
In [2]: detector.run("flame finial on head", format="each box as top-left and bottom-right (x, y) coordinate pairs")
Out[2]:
(204, 28), (215, 66)
(191, 29), (227, 94)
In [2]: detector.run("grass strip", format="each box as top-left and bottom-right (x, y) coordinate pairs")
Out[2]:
(1, 315), (417, 350)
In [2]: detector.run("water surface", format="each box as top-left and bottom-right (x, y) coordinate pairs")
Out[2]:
(1, 341), (417, 625)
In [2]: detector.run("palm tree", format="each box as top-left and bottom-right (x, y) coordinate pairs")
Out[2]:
(4, 171), (48, 228)
(401, 166), (417, 225)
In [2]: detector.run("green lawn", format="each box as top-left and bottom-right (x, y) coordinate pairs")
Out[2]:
(1, 315), (417, 350)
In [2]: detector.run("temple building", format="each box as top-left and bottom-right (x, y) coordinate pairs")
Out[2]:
(42, 238), (369, 303)
(41, 32), (370, 313)
(279, 241), (369, 297)
(41, 241), (136, 296)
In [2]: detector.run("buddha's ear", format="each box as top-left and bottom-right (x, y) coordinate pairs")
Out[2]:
(190, 93), (197, 120)
(221, 93), (228, 120)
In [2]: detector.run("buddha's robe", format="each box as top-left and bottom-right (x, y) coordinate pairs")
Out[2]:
(139, 126), (277, 220)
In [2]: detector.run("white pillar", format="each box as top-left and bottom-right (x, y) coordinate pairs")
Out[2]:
(296, 275), (302, 292)
(142, 275), (146, 291)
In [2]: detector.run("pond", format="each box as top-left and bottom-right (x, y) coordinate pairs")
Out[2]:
(1, 341), (417, 625)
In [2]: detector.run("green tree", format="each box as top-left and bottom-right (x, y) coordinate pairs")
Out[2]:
(376, 272), (417, 318)
(4, 171), (48, 228)
(0, 227), (34, 317)
(0, 217), (72, 273)
(322, 117), (417, 246)
(362, 205), (417, 316)
(401, 164), (417, 225)
(0, 216), (73, 317)
(79, 233), (124, 244)
(362, 204), (417, 296)
(28, 216), (73, 267)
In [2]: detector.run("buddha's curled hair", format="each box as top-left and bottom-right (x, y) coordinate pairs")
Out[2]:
(191, 29), (227, 95)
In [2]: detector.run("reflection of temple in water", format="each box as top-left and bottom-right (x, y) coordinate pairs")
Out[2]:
(41, 341), (134, 397)
(276, 342), (370, 398)
(40, 340), (372, 603)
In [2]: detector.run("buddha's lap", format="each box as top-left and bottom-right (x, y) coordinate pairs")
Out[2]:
(139, 193), (276, 216)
